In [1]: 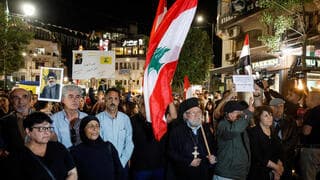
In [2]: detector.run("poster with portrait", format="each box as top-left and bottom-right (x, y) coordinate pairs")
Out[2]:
(72, 50), (115, 80)
(38, 67), (64, 102)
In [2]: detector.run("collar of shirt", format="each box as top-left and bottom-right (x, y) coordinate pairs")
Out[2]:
(104, 111), (118, 120)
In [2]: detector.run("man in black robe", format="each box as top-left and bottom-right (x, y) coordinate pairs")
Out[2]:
(167, 97), (216, 180)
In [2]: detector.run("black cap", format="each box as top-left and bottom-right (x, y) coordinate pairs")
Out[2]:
(223, 100), (246, 113)
(179, 97), (199, 115)
(47, 71), (57, 79)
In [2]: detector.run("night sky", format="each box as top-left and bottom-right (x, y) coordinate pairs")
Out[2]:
(2, 0), (220, 68)
(4, 0), (216, 35)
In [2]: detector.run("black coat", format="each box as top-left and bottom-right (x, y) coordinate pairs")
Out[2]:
(247, 125), (282, 180)
(3, 142), (75, 180)
(167, 122), (215, 180)
(0, 112), (25, 152)
(130, 113), (165, 171)
(70, 116), (123, 180)
(70, 142), (123, 180)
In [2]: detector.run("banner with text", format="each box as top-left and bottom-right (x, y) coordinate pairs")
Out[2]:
(72, 50), (115, 79)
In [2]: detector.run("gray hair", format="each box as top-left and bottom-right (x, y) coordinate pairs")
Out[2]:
(61, 85), (82, 98)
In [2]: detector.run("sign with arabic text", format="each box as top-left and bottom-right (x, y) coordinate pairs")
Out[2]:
(72, 50), (115, 79)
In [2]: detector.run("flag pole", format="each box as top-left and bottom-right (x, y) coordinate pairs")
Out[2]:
(200, 125), (211, 156)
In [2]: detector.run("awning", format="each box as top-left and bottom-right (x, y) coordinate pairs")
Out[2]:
(210, 65), (234, 75)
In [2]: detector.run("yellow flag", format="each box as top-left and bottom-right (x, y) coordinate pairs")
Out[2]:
(100, 56), (112, 64)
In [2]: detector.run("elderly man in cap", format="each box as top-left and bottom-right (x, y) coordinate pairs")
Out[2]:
(40, 71), (61, 100)
(214, 94), (254, 180)
(270, 98), (299, 180)
(167, 97), (216, 180)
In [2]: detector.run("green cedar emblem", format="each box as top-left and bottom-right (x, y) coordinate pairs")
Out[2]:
(148, 47), (170, 74)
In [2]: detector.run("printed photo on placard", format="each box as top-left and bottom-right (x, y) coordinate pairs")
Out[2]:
(38, 67), (63, 102)
(74, 53), (83, 65)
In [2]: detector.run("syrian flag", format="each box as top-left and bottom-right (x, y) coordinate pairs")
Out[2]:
(236, 34), (252, 75)
(143, 0), (198, 140)
(184, 75), (192, 99)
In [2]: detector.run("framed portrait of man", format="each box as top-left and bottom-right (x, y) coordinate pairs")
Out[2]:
(38, 67), (64, 102)
(74, 53), (83, 65)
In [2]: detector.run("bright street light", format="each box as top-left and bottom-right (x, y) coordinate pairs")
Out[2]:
(196, 15), (204, 23)
(21, 3), (36, 17)
(195, 14), (214, 47)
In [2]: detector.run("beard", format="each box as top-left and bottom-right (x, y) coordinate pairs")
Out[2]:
(186, 118), (202, 128)
(48, 82), (56, 87)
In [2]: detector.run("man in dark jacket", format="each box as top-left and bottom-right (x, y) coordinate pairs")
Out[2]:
(0, 88), (34, 171)
(0, 88), (33, 156)
(270, 98), (299, 180)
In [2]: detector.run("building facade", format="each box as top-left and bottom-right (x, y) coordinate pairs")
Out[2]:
(12, 39), (63, 82)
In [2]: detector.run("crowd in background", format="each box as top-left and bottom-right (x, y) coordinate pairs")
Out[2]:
(0, 80), (319, 180)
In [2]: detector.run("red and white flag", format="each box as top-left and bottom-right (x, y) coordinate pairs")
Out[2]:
(149, 0), (167, 45)
(184, 75), (192, 99)
(236, 34), (252, 75)
(143, 0), (198, 140)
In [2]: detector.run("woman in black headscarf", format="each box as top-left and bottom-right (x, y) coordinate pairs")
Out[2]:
(70, 115), (123, 180)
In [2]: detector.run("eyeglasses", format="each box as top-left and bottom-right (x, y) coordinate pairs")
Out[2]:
(186, 110), (202, 116)
(31, 126), (54, 132)
(86, 125), (100, 130)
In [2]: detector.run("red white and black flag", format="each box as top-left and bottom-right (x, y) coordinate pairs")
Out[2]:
(236, 34), (252, 75)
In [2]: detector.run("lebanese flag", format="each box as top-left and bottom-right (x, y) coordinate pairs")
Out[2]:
(143, 0), (198, 140)
(236, 34), (252, 75)
(148, 0), (167, 48)
(184, 75), (192, 99)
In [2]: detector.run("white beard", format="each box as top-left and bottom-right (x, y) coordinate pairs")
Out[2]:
(48, 82), (56, 87)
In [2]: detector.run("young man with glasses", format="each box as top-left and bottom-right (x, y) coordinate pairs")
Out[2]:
(51, 85), (87, 148)
(4, 112), (77, 179)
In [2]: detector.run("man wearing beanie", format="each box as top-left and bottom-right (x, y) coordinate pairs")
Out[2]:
(167, 97), (216, 180)
(213, 94), (254, 180)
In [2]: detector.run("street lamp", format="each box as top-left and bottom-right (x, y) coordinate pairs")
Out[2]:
(196, 14), (214, 49)
(21, 3), (36, 17)
(196, 14), (215, 91)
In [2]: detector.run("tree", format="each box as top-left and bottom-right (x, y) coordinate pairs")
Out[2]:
(172, 28), (213, 93)
(258, 0), (317, 75)
(0, 3), (33, 88)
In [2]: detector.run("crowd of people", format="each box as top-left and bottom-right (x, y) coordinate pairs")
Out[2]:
(0, 80), (319, 180)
